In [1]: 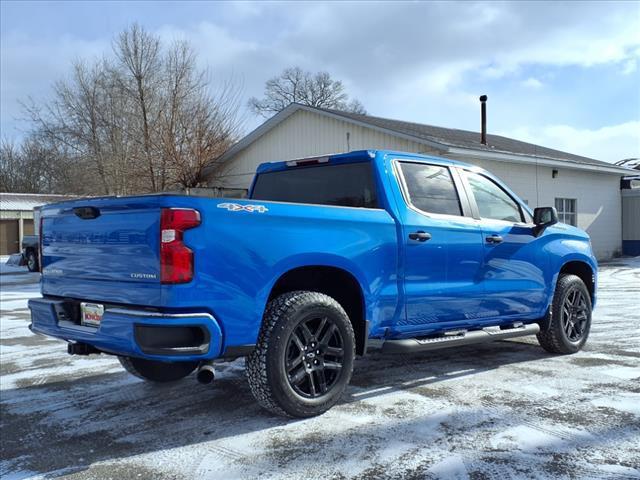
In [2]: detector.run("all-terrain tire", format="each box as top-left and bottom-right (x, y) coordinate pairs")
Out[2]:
(537, 274), (592, 354)
(245, 291), (356, 418)
(118, 356), (198, 382)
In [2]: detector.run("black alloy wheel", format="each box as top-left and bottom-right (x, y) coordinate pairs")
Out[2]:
(561, 286), (589, 342)
(285, 315), (344, 398)
(245, 290), (356, 417)
(537, 273), (592, 354)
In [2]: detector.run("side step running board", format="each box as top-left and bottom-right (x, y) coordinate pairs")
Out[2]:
(381, 323), (540, 354)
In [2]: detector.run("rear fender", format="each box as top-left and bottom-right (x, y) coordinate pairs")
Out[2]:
(260, 253), (372, 317)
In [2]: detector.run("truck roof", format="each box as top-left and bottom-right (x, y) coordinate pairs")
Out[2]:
(255, 149), (477, 174)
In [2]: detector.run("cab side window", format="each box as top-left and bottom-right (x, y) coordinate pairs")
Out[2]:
(399, 162), (462, 216)
(464, 171), (523, 223)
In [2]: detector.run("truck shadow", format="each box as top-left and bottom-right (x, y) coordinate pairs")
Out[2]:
(1, 339), (553, 477)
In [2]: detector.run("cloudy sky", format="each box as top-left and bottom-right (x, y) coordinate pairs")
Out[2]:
(1, 1), (639, 162)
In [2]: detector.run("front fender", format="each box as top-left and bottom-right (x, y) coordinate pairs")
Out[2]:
(542, 231), (598, 309)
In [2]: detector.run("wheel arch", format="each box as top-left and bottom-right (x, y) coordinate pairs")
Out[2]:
(267, 265), (368, 355)
(558, 259), (596, 303)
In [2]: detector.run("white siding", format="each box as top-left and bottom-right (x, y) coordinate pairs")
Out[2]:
(211, 109), (441, 190)
(213, 109), (623, 260)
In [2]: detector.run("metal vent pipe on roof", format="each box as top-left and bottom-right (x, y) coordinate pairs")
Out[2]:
(480, 95), (488, 145)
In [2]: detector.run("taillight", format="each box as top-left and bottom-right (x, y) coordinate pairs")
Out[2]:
(160, 208), (200, 284)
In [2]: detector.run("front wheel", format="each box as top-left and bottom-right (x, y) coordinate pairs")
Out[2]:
(537, 274), (592, 354)
(118, 356), (198, 382)
(246, 291), (356, 418)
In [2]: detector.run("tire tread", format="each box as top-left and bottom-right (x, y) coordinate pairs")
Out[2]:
(537, 274), (591, 354)
(245, 290), (355, 417)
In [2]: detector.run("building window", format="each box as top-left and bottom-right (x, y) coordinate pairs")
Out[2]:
(555, 198), (577, 226)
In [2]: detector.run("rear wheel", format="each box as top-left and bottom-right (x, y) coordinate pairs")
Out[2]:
(537, 274), (592, 354)
(26, 250), (39, 272)
(118, 356), (198, 382)
(246, 291), (355, 418)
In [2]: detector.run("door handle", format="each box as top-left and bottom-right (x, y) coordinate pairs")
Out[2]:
(486, 234), (503, 244)
(409, 231), (431, 242)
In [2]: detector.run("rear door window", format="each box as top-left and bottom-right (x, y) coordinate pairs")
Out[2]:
(251, 162), (379, 208)
(398, 162), (462, 216)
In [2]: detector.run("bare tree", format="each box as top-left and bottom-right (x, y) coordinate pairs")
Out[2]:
(23, 60), (134, 195)
(345, 99), (367, 116)
(0, 134), (75, 194)
(159, 42), (242, 188)
(248, 66), (366, 118)
(113, 23), (163, 191)
(19, 23), (242, 194)
(0, 139), (27, 192)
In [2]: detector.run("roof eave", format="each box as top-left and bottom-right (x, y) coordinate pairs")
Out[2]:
(446, 146), (633, 176)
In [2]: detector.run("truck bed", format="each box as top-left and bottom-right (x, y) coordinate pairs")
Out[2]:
(38, 194), (398, 350)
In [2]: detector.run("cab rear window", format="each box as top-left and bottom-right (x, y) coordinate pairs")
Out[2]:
(251, 162), (379, 208)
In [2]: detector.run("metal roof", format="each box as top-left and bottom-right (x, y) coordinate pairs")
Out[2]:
(208, 103), (632, 176)
(615, 158), (640, 170)
(0, 193), (81, 211)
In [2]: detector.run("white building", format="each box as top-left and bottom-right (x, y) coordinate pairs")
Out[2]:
(206, 103), (632, 260)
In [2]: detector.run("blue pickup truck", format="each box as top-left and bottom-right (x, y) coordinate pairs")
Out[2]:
(29, 150), (596, 417)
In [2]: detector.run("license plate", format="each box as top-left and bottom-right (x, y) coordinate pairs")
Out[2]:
(80, 302), (104, 327)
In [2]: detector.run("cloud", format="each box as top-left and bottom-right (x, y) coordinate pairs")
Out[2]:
(1, 1), (638, 161)
(521, 77), (543, 89)
(502, 121), (640, 163)
(0, 30), (109, 137)
(276, 1), (640, 85)
(621, 58), (637, 75)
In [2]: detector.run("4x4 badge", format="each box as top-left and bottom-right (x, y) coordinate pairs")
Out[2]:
(217, 203), (268, 213)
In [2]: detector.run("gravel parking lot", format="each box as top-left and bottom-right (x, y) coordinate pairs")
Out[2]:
(1, 258), (639, 480)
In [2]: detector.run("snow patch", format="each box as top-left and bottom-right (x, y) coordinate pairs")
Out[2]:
(429, 454), (469, 479)
(592, 394), (640, 416)
(490, 425), (563, 452)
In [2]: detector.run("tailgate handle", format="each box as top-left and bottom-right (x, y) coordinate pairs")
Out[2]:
(73, 206), (101, 220)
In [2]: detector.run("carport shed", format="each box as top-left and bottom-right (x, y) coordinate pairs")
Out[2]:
(0, 193), (75, 255)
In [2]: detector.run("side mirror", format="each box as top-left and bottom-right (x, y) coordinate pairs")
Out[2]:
(532, 207), (558, 237)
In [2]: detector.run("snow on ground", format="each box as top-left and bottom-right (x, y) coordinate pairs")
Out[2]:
(1, 258), (639, 479)
(1, 256), (40, 286)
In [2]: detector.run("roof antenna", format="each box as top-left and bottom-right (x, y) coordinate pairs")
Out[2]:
(479, 95), (488, 145)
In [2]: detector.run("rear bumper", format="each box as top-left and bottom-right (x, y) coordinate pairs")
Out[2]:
(28, 298), (223, 361)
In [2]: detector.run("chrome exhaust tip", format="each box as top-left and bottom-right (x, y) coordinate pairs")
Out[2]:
(196, 363), (215, 384)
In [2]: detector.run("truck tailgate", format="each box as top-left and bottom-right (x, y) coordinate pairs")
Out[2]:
(41, 197), (162, 305)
